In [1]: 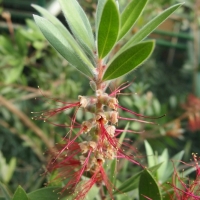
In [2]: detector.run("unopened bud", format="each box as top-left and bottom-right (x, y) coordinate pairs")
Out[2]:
(96, 112), (108, 124)
(82, 119), (96, 132)
(79, 141), (88, 154)
(106, 125), (116, 137)
(105, 111), (118, 124)
(78, 96), (88, 108)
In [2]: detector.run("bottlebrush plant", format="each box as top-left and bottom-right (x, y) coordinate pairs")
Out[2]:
(31, 0), (183, 200)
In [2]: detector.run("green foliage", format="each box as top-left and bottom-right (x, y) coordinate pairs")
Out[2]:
(0, 182), (11, 200)
(118, 3), (183, 53)
(103, 41), (155, 80)
(12, 186), (28, 200)
(119, 0), (148, 40)
(33, 0), (181, 81)
(33, 15), (95, 78)
(2, 1), (197, 200)
(27, 186), (64, 200)
(58, 0), (95, 56)
(139, 169), (162, 200)
(0, 152), (16, 184)
(97, 0), (120, 58)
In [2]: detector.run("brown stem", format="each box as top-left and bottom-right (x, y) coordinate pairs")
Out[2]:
(1, 11), (14, 40)
(0, 95), (53, 149)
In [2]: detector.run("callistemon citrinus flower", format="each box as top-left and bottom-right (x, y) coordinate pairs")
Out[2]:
(169, 153), (200, 200)
(33, 82), (163, 200)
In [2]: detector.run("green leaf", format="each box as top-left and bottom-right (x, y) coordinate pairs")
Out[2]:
(32, 5), (95, 68)
(58, 0), (95, 56)
(114, 171), (141, 194)
(0, 182), (11, 200)
(33, 15), (95, 78)
(103, 41), (154, 80)
(95, 0), (107, 34)
(139, 170), (162, 200)
(144, 140), (155, 168)
(5, 59), (24, 84)
(118, 0), (148, 40)
(110, 159), (117, 185)
(120, 3), (183, 52)
(157, 149), (169, 182)
(161, 150), (184, 183)
(12, 186), (28, 200)
(97, 0), (120, 58)
(27, 186), (64, 200)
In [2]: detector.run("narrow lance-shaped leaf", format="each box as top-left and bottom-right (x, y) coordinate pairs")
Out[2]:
(95, 0), (107, 33)
(33, 15), (95, 78)
(118, 0), (148, 40)
(119, 3), (183, 54)
(32, 5), (95, 68)
(144, 140), (156, 167)
(103, 41), (155, 81)
(139, 170), (162, 200)
(97, 0), (120, 58)
(58, 0), (95, 57)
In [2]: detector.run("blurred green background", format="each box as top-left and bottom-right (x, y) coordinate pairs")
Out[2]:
(0, 0), (200, 197)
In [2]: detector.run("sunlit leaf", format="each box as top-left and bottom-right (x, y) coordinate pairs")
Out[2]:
(119, 3), (182, 54)
(32, 5), (95, 67)
(33, 15), (95, 78)
(118, 0), (148, 40)
(97, 0), (120, 58)
(58, 0), (95, 57)
(103, 41), (154, 80)
(95, 0), (107, 33)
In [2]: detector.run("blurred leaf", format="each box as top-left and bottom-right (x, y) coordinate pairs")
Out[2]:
(58, 0), (95, 56)
(33, 15), (95, 78)
(85, 184), (100, 200)
(5, 60), (24, 84)
(0, 36), (15, 55)
(118, 0), (148, 40)
(110, 159), (117, 185)
(163, 150), (184, 183)
(15, 31), (27, 56)
(114, 171), (141, 194)
(103, 41), (154, 80)
(139, 170), (162, 200)
(118, 123), (129, 145)
(0, 152), (16, 183)
(119, 3), (183, 53)
(157, 149), (169, 182)
(27, 186), (64, 200)
(0, 182), (11, 200)
(97, 0), (120, 58)
(12, 186), (28, 200)
(144, 140), (155, 167)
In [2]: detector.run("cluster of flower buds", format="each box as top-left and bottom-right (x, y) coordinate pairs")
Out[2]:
(32, 81), (163, 200)
(32, 82), (153, 200)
